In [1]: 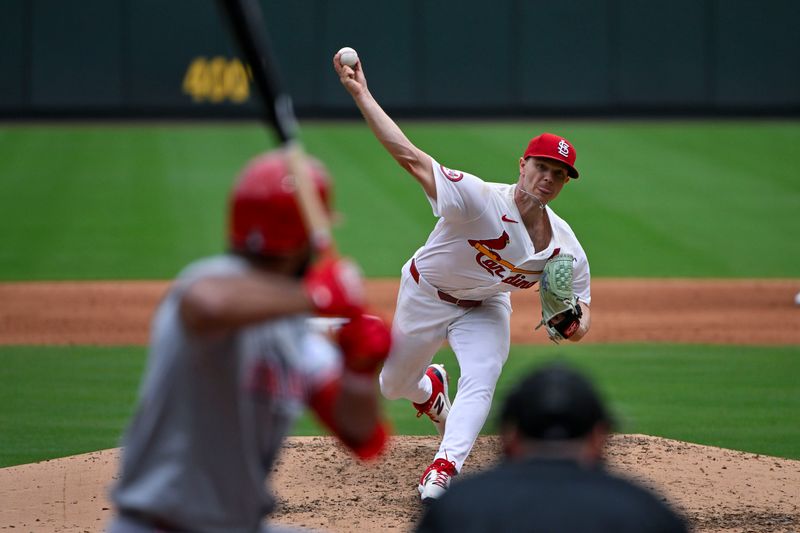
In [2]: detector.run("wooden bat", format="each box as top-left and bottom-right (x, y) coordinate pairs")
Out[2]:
(217, 0), (333, 254)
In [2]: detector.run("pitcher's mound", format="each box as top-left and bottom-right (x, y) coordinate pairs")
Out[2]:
(1, 435), (798, 532)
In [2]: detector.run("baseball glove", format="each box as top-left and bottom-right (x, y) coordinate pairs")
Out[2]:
(536, 253), (583, 343)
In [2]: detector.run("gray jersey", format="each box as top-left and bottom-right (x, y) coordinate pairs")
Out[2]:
(111, 255), (340, 533)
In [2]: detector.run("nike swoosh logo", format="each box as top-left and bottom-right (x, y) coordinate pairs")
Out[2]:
(501, 214), (518, 223)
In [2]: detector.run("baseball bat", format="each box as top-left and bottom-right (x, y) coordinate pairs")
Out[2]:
(217, 0), (333, 254)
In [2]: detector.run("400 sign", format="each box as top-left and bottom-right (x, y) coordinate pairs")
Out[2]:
(182, 57), (251, 104)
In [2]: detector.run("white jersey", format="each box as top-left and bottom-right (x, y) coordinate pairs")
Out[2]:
(413, 159), (591, 304)
(111, 254), (340, 533)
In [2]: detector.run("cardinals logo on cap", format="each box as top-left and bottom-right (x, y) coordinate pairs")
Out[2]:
(523, 133), (580, 178)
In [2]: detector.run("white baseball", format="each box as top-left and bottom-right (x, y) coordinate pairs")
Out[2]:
(795, 291), (800, 306)
(338, 46), (358, 67)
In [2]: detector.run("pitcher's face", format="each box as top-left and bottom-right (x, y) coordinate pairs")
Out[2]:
(518, 157), (570, 204)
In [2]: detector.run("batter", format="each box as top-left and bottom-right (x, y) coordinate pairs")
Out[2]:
(107, 151), (391, 532)
(334, 51), (592, 501)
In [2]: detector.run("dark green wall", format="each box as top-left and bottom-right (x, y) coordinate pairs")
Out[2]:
(1, 0), (798, 118)
(0, 0), (27, 110)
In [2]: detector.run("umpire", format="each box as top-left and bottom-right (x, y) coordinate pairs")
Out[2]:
(416, 362), (688, 533)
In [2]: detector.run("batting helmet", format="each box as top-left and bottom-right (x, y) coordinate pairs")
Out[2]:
(228, 150), (331, 256)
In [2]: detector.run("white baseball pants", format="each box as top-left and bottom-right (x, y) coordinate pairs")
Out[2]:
(379, 259), (511, 472)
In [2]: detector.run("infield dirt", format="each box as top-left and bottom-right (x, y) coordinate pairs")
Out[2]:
(0, 279), (799, 532)
(2, 278), (799, 345)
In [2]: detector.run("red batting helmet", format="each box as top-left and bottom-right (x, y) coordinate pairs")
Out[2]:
(228, 150), (331, 256)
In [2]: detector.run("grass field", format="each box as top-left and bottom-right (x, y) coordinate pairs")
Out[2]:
(1, 344), (798, 467)
(1, 121), (798, 279)
(1, 121), (798, 469)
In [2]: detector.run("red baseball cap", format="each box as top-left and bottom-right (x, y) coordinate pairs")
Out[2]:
(523, 133), (579, 178)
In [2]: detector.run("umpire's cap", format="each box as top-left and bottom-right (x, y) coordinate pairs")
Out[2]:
(500, 362), (612, 440)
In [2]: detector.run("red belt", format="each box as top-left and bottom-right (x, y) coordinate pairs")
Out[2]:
(410, 259), (482, 308)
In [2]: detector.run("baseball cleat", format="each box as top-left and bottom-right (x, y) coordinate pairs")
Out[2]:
(418, 458), (458, 502)
(413, 364), (451, 435)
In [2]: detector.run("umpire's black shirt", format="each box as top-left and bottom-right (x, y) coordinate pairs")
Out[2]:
(416, 458), (688, 533)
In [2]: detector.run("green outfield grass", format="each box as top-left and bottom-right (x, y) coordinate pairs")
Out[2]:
(0, 346), (146, 467)
(1, 121), (798, 279)
(1, 344), (797, 468)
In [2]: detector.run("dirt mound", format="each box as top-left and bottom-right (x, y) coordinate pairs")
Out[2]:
(269, 435), (800, 533)
(1, 436), (798, 532)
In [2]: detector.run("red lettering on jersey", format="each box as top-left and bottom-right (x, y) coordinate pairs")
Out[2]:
(502, 273), (537, 289)
(468, 231), (512, 277)
(440, 164), (464, 182)
(246, 360), (304, 401)
(467, 231), (538, 278)
(477, 255), (506, 277)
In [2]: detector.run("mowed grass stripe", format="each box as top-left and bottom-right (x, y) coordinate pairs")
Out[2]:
(0, 346), (146, 467)
(1, 344), (797, 467)
(0, 121), (798, 279)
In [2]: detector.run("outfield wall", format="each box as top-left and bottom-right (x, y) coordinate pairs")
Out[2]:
(1, 0), (798, 119)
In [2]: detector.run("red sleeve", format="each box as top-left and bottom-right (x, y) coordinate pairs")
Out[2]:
(308, 377), (390, 460)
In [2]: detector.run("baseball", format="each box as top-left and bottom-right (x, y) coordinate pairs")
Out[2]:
(338, 46), (358, 67)
(795, 291), (800, 306)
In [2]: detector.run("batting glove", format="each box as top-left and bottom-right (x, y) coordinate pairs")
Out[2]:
(337, 314), (392, 375)
(303, 256), (365, 318)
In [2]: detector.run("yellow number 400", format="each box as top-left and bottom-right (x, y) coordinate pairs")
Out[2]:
(182, 57), (251, 104)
